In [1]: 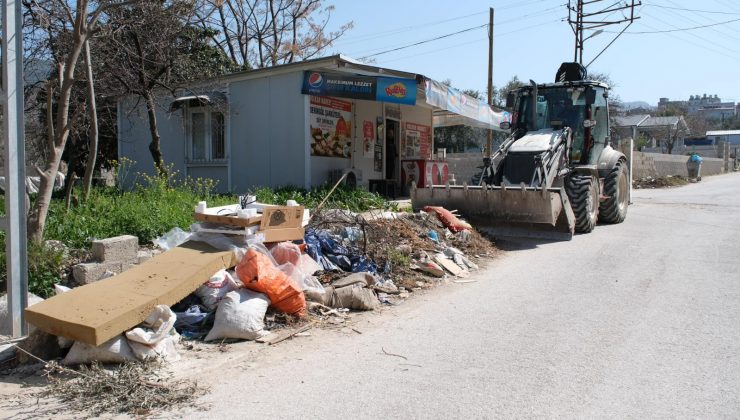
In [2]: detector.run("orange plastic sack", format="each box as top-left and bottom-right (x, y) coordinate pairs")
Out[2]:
(422, 206), (472, 233)
(270, 242), (302, 266)
(236, 248), (306, 316)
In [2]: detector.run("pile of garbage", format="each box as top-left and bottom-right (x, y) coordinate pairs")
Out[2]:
(633, 175), (688, 189)
(9, 199), (494, 368)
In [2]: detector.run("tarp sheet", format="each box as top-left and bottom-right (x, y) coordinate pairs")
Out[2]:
(424, 79), (510, 131)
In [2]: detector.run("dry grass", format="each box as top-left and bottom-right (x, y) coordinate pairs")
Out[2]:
(633, 175), (689, 189)
(41, 360), (202, 417)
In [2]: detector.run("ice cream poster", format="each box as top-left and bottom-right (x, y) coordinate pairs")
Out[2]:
(309, 96), (353, 158)
(362, 120), (374, 158)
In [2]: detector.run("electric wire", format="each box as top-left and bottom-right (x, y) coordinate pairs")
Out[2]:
(604, 16), (740, 33)
(377, 17), (564, 65)
(344, 4), (564, 55)
(657, 0), (740, 44)
(644, 3), (740, 15)
(638, 11), (740, 58)
(358, 24), (489, 59)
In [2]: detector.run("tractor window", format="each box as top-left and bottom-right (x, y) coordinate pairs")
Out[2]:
(587, 90), (609, 164)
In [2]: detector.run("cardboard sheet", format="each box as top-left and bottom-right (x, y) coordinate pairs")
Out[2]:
(25, 242), (238, 346)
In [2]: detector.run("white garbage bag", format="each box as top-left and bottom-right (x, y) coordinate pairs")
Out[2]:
(0, 293), (44, 335)
(205, 289), (270, 342)
(63, 335), (137, 365)
(125, 305), (180, 362)
(195, 269), (240, 310)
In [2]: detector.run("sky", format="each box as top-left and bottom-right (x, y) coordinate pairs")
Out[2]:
(325, 0), (740, 105)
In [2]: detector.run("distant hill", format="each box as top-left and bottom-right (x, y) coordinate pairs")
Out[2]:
(621, 101), (655, 110)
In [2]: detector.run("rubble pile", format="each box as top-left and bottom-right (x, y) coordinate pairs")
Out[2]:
(633, 175), (688, 189)
(9, 198), (495, 373)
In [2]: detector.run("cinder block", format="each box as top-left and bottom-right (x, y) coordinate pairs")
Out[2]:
(137, 249), (153, 264)
(91, 235), (138, 263)
(72, 261), (124, 285)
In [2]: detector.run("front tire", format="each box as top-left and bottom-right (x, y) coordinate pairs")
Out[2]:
(566, 174), (599, 233)
(598, 160), (629, 224)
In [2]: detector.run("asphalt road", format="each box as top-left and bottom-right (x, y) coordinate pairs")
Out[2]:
(189, 173), (740, 419)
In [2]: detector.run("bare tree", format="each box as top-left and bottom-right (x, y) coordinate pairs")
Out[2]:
(24, 0), (134, 242)
(81, 39), (98, 200)
(96, 1), (235, 175)
(655, 121), (688, 155)
(195, 0), (352, 69)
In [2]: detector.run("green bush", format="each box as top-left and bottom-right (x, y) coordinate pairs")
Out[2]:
(253, 185), (395, 213)
(0, 236), (69, 298)
(0, 163), (395, 297)
(43, 167), (235, 249)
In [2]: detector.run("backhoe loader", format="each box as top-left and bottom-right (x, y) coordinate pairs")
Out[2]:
(412, 63), (630, 240)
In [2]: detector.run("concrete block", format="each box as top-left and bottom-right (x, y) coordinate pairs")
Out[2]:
(137, 249), (153, 264)
(17, 329), (64, 365)
(73, 261), (124, 285)
(91, 235), (138, 263)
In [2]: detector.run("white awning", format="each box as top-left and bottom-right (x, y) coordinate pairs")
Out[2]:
(169, 92), (227, 111)
(424, 78), (510, 131)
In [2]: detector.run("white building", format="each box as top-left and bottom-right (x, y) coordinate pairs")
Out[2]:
(706, 130), (740, 145)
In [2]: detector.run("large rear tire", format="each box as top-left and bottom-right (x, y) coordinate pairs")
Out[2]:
(598, 160), (629, 224)
(566, 174), (599, 233)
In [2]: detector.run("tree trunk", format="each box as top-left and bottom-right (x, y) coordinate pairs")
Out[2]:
(27, 145), (64, 242)
(82, 39), (99, 200)
(144, 91), (166, 176)
(27, 34), (86, 242)
(64, 149), (77, 210)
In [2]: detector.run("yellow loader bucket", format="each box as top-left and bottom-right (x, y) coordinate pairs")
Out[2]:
(412, 184), (576, 240)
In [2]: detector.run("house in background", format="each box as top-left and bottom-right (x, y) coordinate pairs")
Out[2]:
(117, 55), (507, 194)
(613, 114), (689, 154)
(705, 130), (740, 145)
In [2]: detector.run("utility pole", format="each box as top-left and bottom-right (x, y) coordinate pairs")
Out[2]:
(485, 7), (494, 158)
(568, 0), (640, 67)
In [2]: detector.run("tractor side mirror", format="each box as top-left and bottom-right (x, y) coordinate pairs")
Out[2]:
(505, 92), (515, 109)
(585, 88), (596, 105)
(499, 121), (511, 130)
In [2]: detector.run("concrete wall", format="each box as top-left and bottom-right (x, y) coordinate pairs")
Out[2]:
(632, 152), (724, 179)
(445, 152), (483, 184)
(118, 96), (188, 188)
(230, 72), (308, 191)
(446, 150), (727, 185)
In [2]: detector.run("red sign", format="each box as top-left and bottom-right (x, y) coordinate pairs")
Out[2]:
(402, 122), (432, 159)
(363, 120), (374, 139)
(310, 95), (352, 112)
(384, 82), (408, 99)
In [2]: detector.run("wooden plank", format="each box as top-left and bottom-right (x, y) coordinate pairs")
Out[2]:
(193, 212), (262, 227)
(25, 242), (238, 346)
(257, 227), (305, 243)
(433, 255), (465, 277)
(260, 206), (304, 230)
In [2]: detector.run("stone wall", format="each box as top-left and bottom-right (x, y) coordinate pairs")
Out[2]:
(446, 150), (727, 185)
(632, 152), (725, 179)
(445, 153), (483, 185)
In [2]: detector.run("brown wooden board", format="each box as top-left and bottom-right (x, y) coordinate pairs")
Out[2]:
(260, 206), (304, 230)
(259, 227), (305, 243)
(193, 212), (262, 227)
(25, 242), (238, 346)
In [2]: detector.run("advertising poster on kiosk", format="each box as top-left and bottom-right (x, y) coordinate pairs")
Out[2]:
(362, 120), (374, 158)
(402, 122), (431, 159)
(309, 96), (353, 158)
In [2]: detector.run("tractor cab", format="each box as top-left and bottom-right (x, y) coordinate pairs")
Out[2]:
(507, 81), (610, 165)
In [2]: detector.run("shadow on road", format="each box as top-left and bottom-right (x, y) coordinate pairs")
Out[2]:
(492, 236), (561, 251)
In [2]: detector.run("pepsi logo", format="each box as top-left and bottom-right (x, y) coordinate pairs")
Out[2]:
(308, 72), (323, 88)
